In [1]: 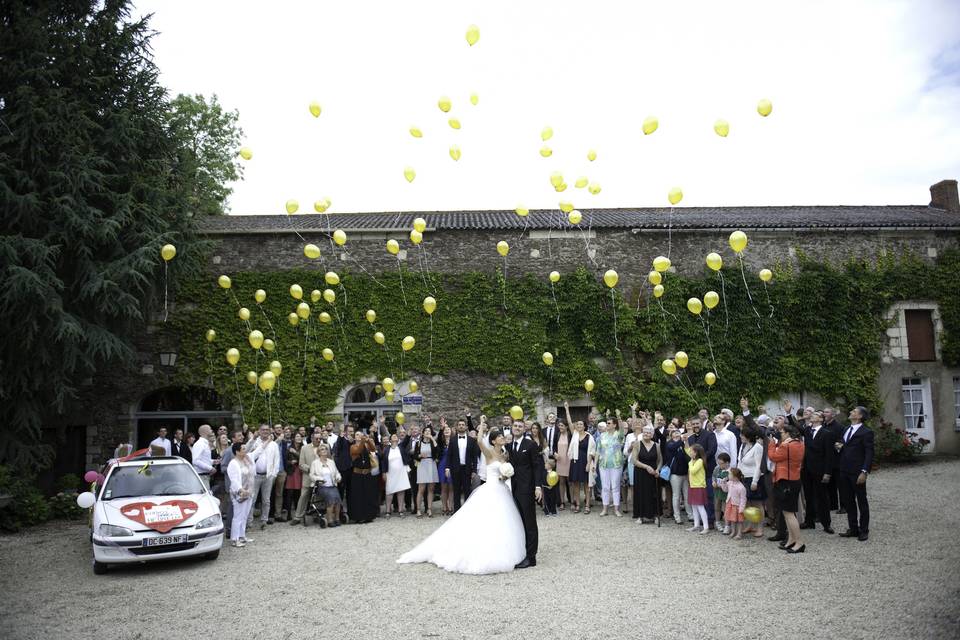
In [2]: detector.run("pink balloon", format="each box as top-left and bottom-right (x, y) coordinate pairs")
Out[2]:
(96, 473), (106, 484)
(84, 470), (98, 483)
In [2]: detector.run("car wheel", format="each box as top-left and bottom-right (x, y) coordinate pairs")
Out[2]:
(93, 560), (108, 575)
(203, 549), (220, 561)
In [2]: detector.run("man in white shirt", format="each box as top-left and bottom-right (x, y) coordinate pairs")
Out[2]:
(246, 424), (280, 531)
(327, 424), (340, 451)
(192, 424), (214, 489)
(149, 427), (171, 456)
(698, 408), (711, 432)
(713, 416), (738, 468)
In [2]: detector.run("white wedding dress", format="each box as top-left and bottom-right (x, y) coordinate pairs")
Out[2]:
(397, 459), (526, 574)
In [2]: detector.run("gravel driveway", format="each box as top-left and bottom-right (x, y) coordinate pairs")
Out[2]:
(1, 458), (958, 640)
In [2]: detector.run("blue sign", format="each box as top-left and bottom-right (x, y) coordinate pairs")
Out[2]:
(402, 395), (423, 405)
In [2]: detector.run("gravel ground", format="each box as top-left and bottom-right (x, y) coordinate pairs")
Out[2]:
(1, 458), (958, 640)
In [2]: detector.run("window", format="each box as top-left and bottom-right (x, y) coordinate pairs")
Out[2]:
(902, 377), (926, 431)
(904, 310), (936, 361)
(954, 377), (960, 431)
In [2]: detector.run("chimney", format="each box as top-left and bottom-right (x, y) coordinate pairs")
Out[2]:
(929, 179), (959, 212)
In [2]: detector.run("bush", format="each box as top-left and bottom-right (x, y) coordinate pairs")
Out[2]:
(0, 465), (75, 530)
(873, 420), (928, 464)
(48, 492), (84, 520)
(55, 473), (84, 494)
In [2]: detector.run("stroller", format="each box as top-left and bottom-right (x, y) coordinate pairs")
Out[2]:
(303, 482), (329, 528)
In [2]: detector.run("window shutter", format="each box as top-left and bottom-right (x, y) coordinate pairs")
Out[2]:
(904, 310), (936, 362)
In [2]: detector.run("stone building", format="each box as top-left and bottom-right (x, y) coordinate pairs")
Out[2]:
(57, 179), (960, 477)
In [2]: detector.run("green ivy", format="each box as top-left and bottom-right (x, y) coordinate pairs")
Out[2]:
(165, 249), (960, 425)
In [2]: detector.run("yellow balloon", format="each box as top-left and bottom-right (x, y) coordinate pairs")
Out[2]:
(550, 172), (564, 188)
(541, 126), (553, 141)
(333, 229), (347, 246)
(587, 149), (597, 162)
(705, 372), (717, 386)
(382, 377), (395, 392)
(290, 284), (303, 300)
(313, 200), (328, 214)
(309, 101), (321, 118)
(757, 99), (773, 117)
(287, 313), (299, 326)
(270, 360), (282, 377)
(410, 229), (423, 245)
(542, 351), (554, 366)
(373, 331), (385, 345)
(285, 200), (299, 215)
(575, 176), (588, 189)
(568, 210), (582, 225)
(668, 187), (683, 205)
(729, 230), (748, 254)
(239, 147), (253, 160)
(584, 379), (595, 392)
(653, 284), (664, 298)
(509, 405), (524, 420)
(588, 182), (601, 195)
(653, 256), (671, 273)
(744, 506), (761, 523)
(246, 370), (258, 385)
(323, 289), (335, 304)
(603, 269), (619, 288)
(205, 329), (216, 343)
(470, 92), (479, 106)
(497, 240), (509, 257)
(238, 307), (250, 321)
(409, 126), (423, 138)
(438, 96), (452, 113)
(648, 271), (662, 286)
(310, 289), (321, 303)
(160, 244), (176, 261)
(402, 336), (416, 351)
(759, 269), (773, 283)
(714, 119), (729, 137)
(409, 381), (419, 393)
(218, 275), (231, 289)
(404, 166), (416, 183)
(448, 118), (461, 130)
(675, 351), (689, 368)
(319, 312), (331, 324)
(296, 302), (310, 319)
(706, 252), (723, 271)
(304, 244), (321, 259)
(248, 330), (264, 350)
(661, 359), (676, 375)
(366, 309), (377, 323)
(258, 370), (276, 392)
(515, 205), (529, 217)
(395, 411), (406, 425)
(322, 348), (334, 361)
(465, 24), (480, 46)
(687, 297), (703, 315)
(325, 272), (340, 286)
(449, 144), (461, 161)
(385, 391), (395, 402)
(254, 289), (266, 303)
(704, 291), (720, 309)
(423, 296), (437, 315)
(263, 339), (275, 352)
(386, 239), (400, 255)
(642, 116), (659, 135)
(226, 348), (240, 367)
(549, 271), (560, 283)
(559, 200), (574, 213)
(546, 470), (559, 487)
(413, 217), (427, 233)
(539, 145), (552, 158)
(555, 183), (568, 192)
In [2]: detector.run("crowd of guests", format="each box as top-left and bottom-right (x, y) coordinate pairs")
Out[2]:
(133, 395), (876, 552)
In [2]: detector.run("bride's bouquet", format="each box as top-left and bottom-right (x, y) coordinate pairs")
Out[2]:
(499, 462), (515, 481)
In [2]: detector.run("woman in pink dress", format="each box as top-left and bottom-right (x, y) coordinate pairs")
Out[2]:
(555, 420), (571, 510)
(284, 433), (304, 519)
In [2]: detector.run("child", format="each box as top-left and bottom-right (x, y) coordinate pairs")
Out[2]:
(682, 434), (709, 534)
(543, 457), (559, 516)
(713, 452), (731, 534)
(722, 468), (747, 539)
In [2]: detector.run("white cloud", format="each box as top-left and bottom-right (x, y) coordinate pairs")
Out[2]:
(136, 0), (960, 213)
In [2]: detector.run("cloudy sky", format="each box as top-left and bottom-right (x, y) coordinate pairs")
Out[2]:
(136, 0), (960, 214)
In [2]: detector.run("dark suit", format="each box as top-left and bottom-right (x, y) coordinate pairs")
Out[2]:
(171, 440), (192, 462)
(507, 436), (546, 562)
(332, 436), (354, 504)
(543, 425), (561, 456)
(801, 425), (836, 529)
(689, 429), (717, 523)
(444, 434), (479, 511)
(838, 423), (874, 534)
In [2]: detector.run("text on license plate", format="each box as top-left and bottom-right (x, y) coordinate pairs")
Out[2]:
(143, 534), (187, 547)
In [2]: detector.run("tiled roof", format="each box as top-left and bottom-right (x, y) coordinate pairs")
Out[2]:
(200, 205), (960, 233)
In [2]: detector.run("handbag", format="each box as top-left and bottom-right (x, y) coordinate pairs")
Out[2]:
(369, 451), (380, 476)
(659, 465), (672, 482)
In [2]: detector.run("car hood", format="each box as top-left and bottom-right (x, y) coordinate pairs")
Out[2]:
(99, 494), (215, 529)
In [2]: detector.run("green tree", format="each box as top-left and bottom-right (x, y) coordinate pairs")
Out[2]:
(0, 0), (204, 467)
(166, 93), (244, 215)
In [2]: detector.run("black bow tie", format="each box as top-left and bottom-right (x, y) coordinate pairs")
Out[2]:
(459, 436), (466, 439)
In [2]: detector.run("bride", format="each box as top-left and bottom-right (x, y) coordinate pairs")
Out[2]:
(397, 418), (526, 574)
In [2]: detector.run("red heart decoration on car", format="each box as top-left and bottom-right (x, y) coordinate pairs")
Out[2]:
(119, 500), (199, 533)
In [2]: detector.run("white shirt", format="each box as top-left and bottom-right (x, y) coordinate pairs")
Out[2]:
(715, 427), (738, 468)
(545, 426), (556, 452)
(623, 432), (638, 457)
(327, 434), (338, 450)
(810, 425), (822, 440)
(192, 437), (213, 473)
(738, 442), (764, 480)
(457, 434), (467, 464)
(844, 423), (862, 442)
(249, 438), (279, 477)
(478, 451), (487, 480)
(150, 437), (171, 456)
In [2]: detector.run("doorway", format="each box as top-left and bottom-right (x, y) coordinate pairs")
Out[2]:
(901, 377), (935, 449)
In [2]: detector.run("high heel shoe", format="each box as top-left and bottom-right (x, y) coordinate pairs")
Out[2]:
(786, 544), (806, 554)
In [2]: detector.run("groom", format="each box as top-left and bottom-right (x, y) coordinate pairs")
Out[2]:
(507, 420), (545, 569)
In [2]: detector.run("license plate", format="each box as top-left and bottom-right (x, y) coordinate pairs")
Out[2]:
(143, 534), (187, 547)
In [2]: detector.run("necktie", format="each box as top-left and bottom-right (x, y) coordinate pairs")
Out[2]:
(844, 427), (853, 443)
(514, 442), (519, 453)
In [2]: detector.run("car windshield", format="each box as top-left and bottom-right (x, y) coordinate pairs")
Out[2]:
(101, 463), (204, 500)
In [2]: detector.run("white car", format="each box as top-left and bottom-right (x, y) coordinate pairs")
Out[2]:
(82, 456), (223, 574)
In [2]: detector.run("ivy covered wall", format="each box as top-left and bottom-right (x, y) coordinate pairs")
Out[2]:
(164, 248), (960, 425)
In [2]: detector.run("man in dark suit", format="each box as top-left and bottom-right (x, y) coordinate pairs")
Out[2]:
(837, 406), (874, 541)
(543, 413), (561, 456)
(798, 411), (836, 533)
(689, 419), (718, 525)
(507, 420), (546, 569)
(444, 418), (479, 512)
(332, 424), (355, 510)
(822, 408), (845, 513)
(171, 429), (192, 462)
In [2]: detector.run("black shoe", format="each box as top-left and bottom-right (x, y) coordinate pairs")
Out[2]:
(528, 556), (536, 567)
(779, 541), (789, 549)
(514, 558), (532, 569)
(837, 507), (846, 514)
(288, 518), (302, 526)
(823, 527), (835, 534)
(786, 544), (806, 554)
(799, 523), (813, 530)
(858, 531), (869, 541)
(767, 534), (786, 542)
(267, 518), (275, 525)
(839, 529), (859, 538)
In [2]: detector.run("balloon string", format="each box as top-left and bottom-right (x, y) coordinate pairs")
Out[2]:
(418, 243), (438, 297)
(764, 281), (775, 318)
(577, 215), (598, 268)
(550, 281), (560, 324)
(738, 253), (762, 328)
(267, 392), (273, 428)
(611, 289), (619, 352)
(674, 373), (699, 406)
(718, 270), (730, 337)
(501, 258), (508, 312)
(232, 367), (245, 426)
(257, 302), (278, 346)
(699, 314), (719, 375)
(428, 314), (433, 370)
(163, 262), (169, 322)
(345, 252), (388, 288)
(396, 258), (408, 306)
(667, 206), (673, 260)
(514, 216), (529, 244)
